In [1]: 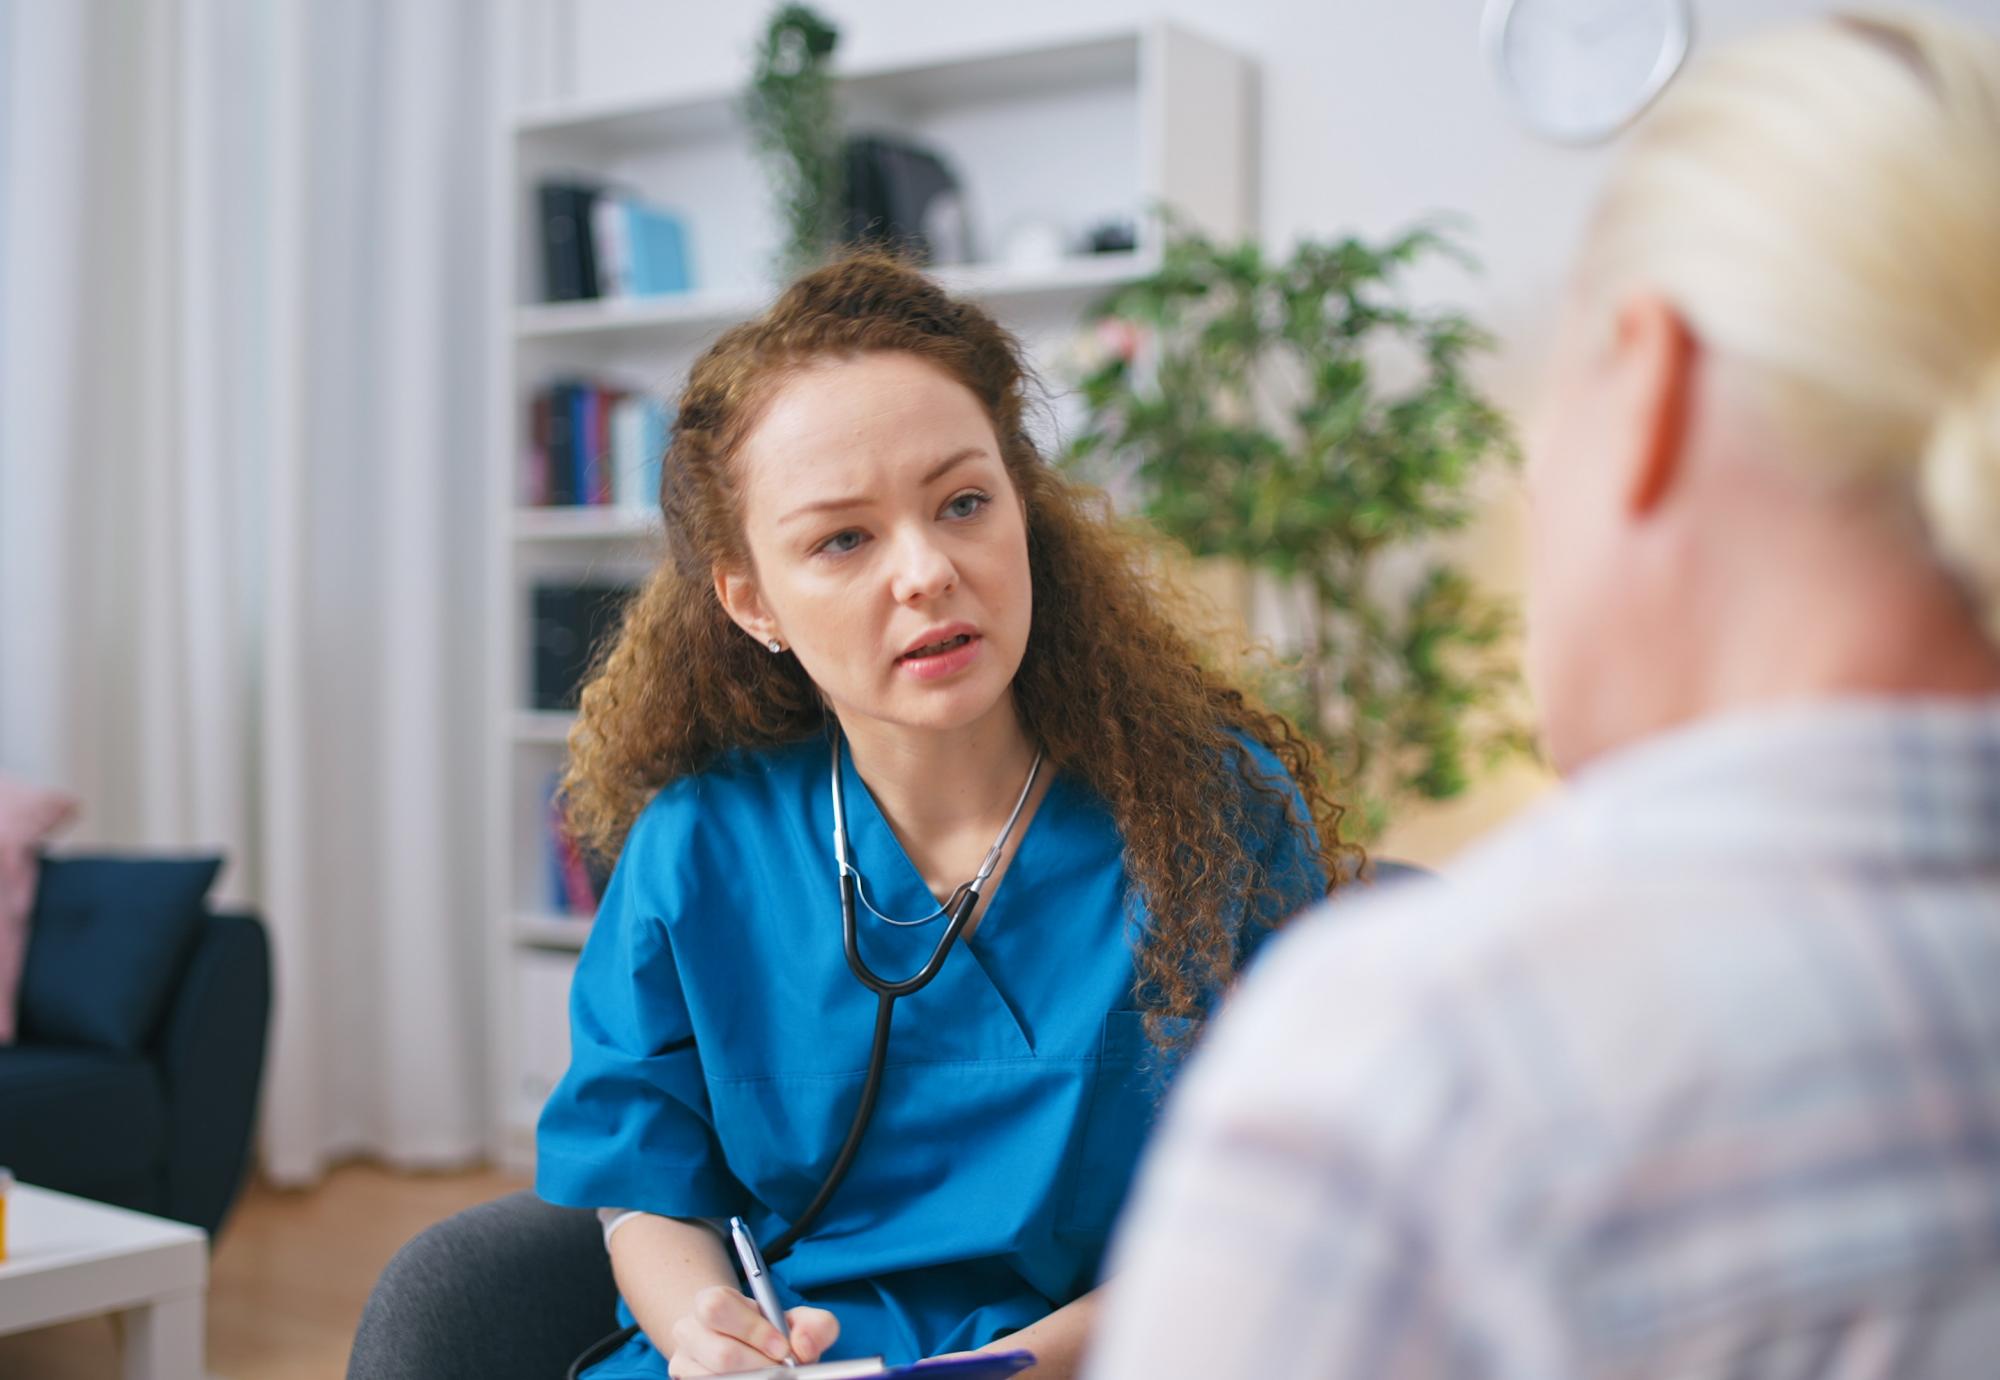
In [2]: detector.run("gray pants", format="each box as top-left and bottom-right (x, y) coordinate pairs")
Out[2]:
(347, 1190), (619, 1380)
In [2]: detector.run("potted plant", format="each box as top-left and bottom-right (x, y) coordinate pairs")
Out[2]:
(1066, 221), (1533, 838)
(744, 5), (844, 277)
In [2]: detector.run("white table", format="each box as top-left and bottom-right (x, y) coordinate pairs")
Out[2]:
(0, 1183), (208, 1380)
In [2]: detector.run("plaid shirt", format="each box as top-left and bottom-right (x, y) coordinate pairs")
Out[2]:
(1089, 698), (2000, 1379)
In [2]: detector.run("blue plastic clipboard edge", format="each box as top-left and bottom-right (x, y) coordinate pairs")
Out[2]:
(884, 1349), (1037, 1379)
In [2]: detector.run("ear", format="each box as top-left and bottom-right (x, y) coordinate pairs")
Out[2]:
(1611, 294), (1699, 518)
(713, 563), (779, 647)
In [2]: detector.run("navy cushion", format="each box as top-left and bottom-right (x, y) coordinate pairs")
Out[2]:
(0, 1043), (167, 1200)
(19, 855), (222, 1053)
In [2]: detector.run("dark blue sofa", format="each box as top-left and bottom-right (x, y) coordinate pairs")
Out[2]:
(0, 897), (271, 1241)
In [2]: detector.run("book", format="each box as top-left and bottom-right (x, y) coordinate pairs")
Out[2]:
(610, 395), (644, 510)
(589, 387), (617, 506)
(525, 392), (551, 506)
(590, 193), (691, 297)
(591, 195), (631, 298)
(544, 772), (611, 916)
(572, 384), (592, 508)
(527, 382), (670, 510)
(606, 395), (672, 512)
(538, 182), (601, 302)
(545, 383), (578, 505)
(640, 399), (671, 508)
(624, 200), (690, 296)
(530, 580), (637, 711)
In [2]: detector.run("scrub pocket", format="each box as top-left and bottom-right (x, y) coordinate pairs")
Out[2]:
(1058, 1009), (1157, 1238)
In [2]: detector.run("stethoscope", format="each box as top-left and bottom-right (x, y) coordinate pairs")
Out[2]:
(567, 726), (1044, 1377)
(763, 724), (1043, 1262)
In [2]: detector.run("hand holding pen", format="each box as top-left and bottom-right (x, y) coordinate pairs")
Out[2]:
(658, 1216), (839, 1377)
(731, 1216), (799, 1367)
(662, 1216), (837, 1376)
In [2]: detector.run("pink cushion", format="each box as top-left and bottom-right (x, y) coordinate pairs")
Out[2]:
(0, 777), (79, 1044)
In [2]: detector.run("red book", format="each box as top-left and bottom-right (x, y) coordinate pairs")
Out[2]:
(547, 791), (599, 917)
(589, 388), (616, 506)
(528, 391), (551, 506)
(556, 830), (598, 917)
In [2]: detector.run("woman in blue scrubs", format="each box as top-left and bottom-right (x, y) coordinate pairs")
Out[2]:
(537, 254), (1353, 1378)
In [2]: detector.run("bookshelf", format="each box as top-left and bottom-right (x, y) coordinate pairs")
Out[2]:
(511, 507), (659, 541)
(511, 249), (1162, 345)
(487, 21), (1258, 1172)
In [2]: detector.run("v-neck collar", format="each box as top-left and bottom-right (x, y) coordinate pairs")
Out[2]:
(835, 736), (1061, 948)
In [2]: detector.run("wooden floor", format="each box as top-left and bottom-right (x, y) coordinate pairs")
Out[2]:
(0, 1162), (530, 1380)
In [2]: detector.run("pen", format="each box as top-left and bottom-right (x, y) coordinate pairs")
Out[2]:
(729, 1215), (796, 1368)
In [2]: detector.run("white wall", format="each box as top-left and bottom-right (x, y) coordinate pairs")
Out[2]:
(535, 0), (2000, 858)
(552, 0), (1994, 385)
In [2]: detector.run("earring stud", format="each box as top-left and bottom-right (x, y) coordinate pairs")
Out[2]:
(767, 638), (784, 653)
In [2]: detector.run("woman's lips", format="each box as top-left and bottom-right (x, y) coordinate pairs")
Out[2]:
(897, 633), (982, 681)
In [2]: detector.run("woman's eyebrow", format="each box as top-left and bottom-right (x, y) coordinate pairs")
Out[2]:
(919, 446), (986, 485)
(777, 447), (988, 527)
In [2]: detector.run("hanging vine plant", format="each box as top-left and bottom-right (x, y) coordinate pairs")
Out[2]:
(744, 5), (845, 278)
(1066, 219), (1535, 839)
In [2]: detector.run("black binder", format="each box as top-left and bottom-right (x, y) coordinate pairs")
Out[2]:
(531, 581), (634, 710)
(538, 181), (601, 302)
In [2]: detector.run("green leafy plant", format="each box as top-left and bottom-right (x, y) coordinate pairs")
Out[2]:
(744, 5), (844, 277)
(1066, 221), (1534, 839)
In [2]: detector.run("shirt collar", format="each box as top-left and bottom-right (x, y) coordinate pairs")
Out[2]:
(1550, 695), (2000, 868)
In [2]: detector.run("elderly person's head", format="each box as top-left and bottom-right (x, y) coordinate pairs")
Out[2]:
(1526, 11), (2000, 774)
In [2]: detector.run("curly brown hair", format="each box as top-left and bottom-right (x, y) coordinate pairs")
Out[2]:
(562, 253), (1358, 1051)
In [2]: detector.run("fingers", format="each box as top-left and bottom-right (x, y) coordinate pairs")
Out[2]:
(785, 1306), (841, 1364)
(665, 1335), (713, 1380)
(668, 1315), (778, 1375)
(666, 1286), (796, 1374)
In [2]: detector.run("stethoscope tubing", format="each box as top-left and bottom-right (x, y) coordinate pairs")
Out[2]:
(764, 873), (982, 1261)
(566, 736), (1038, 1373)
(765, 733), (1037, 1258)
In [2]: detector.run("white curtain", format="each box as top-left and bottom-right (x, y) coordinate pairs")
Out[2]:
(0, 0), (498, 1183)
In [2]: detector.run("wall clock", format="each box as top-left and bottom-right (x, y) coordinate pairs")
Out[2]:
(1483, 0), (1693, 144)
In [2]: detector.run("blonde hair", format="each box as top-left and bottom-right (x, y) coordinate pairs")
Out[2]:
(1578, 10), (2000, 637)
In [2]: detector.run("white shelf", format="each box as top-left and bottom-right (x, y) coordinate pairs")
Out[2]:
(515, 86), (740, 147)
(936, 251), (1160, 305)
(516, 912), (593, 949)
(513, 506), (659, 540)
(490, 18), (1254, 1166)
(514, 30), (1142, 149)
(515, 286), (759, 341)
(515, 251), (1157, 343)
(512, 710), (575, 744)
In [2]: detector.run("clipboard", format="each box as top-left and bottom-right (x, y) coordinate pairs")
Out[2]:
(714, 1349), (1036, 1379)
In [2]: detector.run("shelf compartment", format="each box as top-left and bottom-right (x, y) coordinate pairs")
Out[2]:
(516, 912), (593, 950)
(512, 710), (576, 744)
(513, 507), (660, 541)
(514, 251), (1157, 343)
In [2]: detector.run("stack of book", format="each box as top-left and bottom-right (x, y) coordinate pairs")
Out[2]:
(543, 773), (613, 918)
(526, 382), (672, 510)
(539, 180), (692, 302)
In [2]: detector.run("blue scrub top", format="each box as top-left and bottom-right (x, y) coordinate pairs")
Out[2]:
(536, 732), (1323, 1376)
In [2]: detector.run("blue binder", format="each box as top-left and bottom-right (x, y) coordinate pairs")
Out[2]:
(717, 1351), (1035, 1379)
